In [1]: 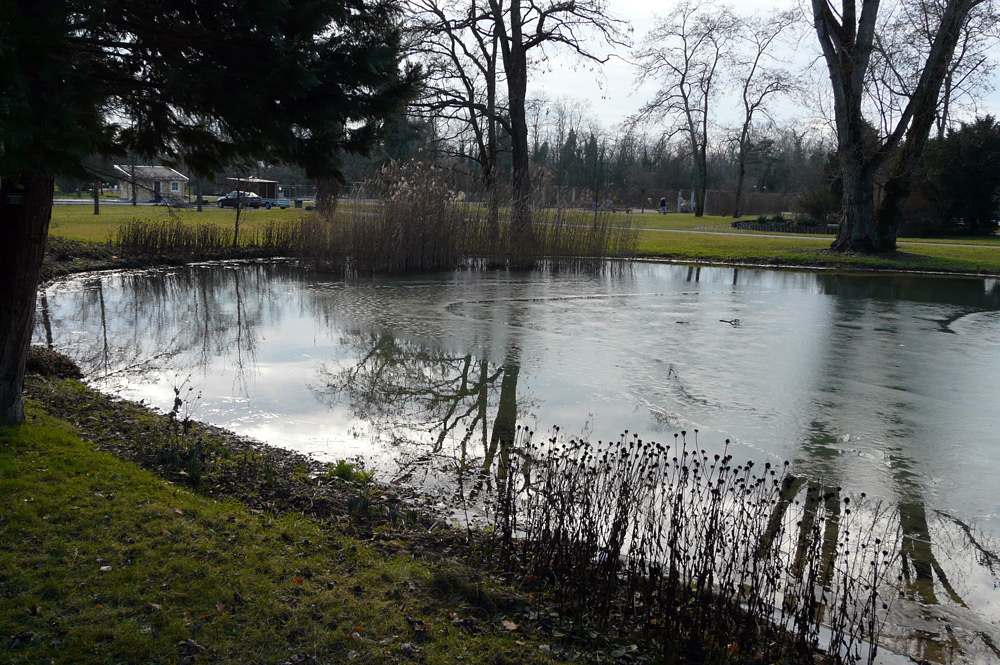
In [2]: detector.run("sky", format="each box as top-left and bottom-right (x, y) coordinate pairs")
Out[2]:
(528, 0), (1000, 133)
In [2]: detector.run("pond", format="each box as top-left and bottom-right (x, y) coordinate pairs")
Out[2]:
(35, 261), (1000, 662)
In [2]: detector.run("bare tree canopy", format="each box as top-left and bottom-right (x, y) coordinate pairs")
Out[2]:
(633, 0), (739, 217)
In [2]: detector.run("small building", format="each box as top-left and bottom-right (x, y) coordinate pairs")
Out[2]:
(114, 165), (189, 203)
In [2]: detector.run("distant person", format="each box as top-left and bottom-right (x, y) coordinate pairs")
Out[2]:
(659, 197), (667, 214)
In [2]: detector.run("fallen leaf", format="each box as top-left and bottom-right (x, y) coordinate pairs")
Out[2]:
(177, 638), (206, 653)
(350, 632), (363, 642)
(292, 577), (304, 584)
(161, 528), (172, 537)
(150, 604), (162, 611)
(501, 619), (519, 631)
(216, 603), (227, 612)
(99, 565), (113, 572)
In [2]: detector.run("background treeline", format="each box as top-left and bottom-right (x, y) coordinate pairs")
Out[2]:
(55, 0), (1000, 238)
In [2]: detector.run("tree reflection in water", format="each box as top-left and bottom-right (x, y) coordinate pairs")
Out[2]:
(35, 264), (279, 400)
(311, 328), (524, 507)
(779, 277), (1000, 664)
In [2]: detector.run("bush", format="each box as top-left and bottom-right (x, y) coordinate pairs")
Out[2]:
(26, 346), (83, 379)
(795, 187), (839, 225)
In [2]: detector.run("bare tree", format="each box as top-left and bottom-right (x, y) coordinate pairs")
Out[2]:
(634, 0), (738, 217)
(812, 0), (994, 253)
(408, 0), (506, 231)
(486, 0), (629, 238)
(730, 10), (798, 218)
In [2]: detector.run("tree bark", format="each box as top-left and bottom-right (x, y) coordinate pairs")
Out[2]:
(832, 159), (877, 253)
(493, 0), (533, 244)
(1, 172), (55, 425)
(694, 142), (708, 217)
(506, 47), (532, 240)
(732, 155), (746, 218)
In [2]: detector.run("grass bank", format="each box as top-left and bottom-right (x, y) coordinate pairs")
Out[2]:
(2, 370), (642, 664)
(49, 204), (1000, 276)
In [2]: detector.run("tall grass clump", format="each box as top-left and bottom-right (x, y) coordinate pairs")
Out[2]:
(113, 219), (298, 258)
(345, 161), (470, 273)
(486, 428), (900, 665)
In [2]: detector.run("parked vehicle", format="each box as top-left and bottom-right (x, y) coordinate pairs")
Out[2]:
(217, 191), (263, 209)
(260, 197), (291, 209)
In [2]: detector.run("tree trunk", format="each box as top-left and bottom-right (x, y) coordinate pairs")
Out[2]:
(0, 172), (55, 425)
(733, 142), (748, 218)
(694, 150), (707, 217)
(507, 60), (532, 240)
(483, 164), (500, 252)
(232, 200), (242, 249)
(832, 160), (877, 253)
(484, 32), (501, 253)
(315, 178), (341, 217)
(496, 0), (533, 244)
(93, 180), (100, 215)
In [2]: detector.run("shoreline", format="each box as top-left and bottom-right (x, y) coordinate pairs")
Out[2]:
(22, 240), (986, 664)
(42, 234), (1000, 286)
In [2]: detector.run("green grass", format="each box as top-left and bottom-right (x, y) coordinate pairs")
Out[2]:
(48, 204), (305, 243)
(627, 213), (1000, 274)
(47, 204), (1000, 274)
(0, 405), (592, 665)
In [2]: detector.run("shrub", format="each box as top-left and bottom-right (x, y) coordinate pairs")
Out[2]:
(26, 346), (84, 379)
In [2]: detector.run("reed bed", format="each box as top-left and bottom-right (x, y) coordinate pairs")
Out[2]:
(486, 428), (900, 665)
(113, 219), (298, 258)
(111, 162), (637, 272)
(288, 161), (638, 274)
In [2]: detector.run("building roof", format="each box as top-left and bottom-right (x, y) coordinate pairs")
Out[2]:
(226, 176), (279, 184)
(113, 165), (189, 181)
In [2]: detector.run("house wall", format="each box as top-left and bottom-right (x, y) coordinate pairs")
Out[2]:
(119, 178), (185, 202)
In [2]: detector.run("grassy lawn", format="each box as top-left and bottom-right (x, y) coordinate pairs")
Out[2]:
(1, 393), (616, 665)
(47, 204), (1000, 275)
(634, 227), (1000, 273)
(631, 214), (1000, 274)
(49, 204), (307, 244)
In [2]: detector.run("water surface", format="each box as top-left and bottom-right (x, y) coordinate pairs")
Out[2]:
(36, 261), (1000, 662)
